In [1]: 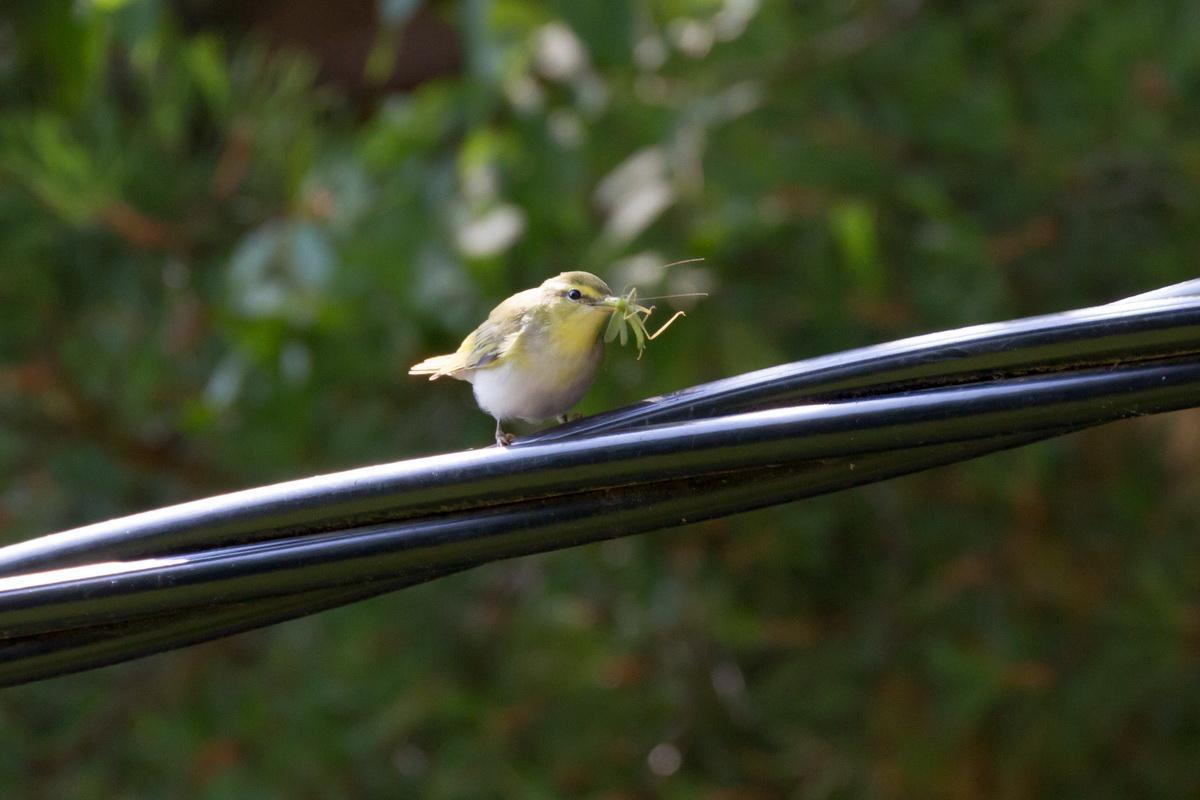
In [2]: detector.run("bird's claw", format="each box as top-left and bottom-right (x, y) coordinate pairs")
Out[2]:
(494, 421), (517, 446)
(556, 413), (582, 424)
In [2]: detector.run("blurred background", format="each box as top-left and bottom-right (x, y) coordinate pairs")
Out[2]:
(3, 0), (1200, 795)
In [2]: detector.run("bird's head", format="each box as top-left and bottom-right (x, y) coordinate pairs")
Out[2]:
(531, 271), (622, 347)
(538, 271), (621, 316)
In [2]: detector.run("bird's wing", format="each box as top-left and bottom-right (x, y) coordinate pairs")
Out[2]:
(408, 290), (534, 380)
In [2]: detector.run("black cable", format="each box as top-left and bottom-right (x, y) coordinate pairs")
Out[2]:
(0, 433), (1057, 686)
(0, 281), (1198, 685)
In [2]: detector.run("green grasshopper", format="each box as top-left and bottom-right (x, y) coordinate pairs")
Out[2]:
(604, 286), (689, 360)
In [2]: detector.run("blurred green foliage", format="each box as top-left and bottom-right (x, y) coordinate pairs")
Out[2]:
(3, 0), (1200, 796)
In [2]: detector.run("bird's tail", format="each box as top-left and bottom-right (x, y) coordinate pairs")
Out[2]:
(408, 353), (460, 380)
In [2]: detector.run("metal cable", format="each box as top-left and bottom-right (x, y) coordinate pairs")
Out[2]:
(1, 280), (1197, 685)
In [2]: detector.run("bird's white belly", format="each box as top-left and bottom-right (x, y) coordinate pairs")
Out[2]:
(469, 343), (602, 423)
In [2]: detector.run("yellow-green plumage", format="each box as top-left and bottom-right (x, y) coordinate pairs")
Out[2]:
(409, 272), (619, 445)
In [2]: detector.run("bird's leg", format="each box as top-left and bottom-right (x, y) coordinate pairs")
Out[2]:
(495, 420), (516, 447)
(556, 412), (582, 424)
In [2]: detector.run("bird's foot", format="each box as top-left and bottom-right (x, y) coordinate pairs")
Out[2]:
(556, 412), (583, 424)
(495, 421), (517, 447)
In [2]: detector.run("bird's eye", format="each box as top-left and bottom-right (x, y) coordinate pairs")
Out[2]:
(567, 289), (583, 300)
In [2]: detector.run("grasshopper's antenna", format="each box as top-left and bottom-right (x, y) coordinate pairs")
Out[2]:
(635, 292), (710, 302)
(660, 257), (706, 270)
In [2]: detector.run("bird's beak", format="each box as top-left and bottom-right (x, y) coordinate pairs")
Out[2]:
(598, 295), (622, 312)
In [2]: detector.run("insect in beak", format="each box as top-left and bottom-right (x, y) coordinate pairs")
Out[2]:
(602, 287), (688, 359)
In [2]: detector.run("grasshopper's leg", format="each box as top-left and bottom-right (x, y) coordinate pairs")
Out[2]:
(646, 310), (687, 340)
(631, 312), (648, 359)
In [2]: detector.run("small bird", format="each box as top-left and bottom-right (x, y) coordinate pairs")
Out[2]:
(409, 272), (622, 445)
